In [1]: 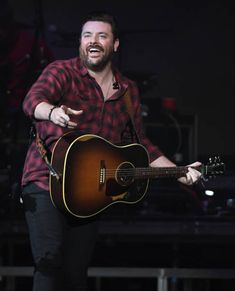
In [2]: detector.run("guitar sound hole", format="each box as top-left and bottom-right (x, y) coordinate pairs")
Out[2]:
(116, 162), (135, 186)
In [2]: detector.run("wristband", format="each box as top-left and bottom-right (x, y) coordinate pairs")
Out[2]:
(48, 106), (57, 121)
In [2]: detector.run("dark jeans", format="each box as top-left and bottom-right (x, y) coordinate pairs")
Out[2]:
(22, 183), (98, 291)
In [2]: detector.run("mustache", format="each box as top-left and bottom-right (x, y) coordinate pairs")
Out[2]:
(87, 44), (104, 52)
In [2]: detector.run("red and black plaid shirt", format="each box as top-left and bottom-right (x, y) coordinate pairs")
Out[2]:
(22, 57), (163, 190)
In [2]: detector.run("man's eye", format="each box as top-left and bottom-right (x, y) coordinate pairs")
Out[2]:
(83, 34), (91, 38)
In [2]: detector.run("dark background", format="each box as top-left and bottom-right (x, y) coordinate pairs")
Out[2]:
(8, 0), (235, 158)
(1, 0), (235, 290)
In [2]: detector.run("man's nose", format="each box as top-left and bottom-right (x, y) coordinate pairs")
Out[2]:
(89, 34), (99, 44)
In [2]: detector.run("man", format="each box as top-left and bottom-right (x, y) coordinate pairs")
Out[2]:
(21, 12), (201, 291)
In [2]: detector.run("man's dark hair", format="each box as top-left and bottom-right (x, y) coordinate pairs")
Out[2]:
(81, 11), (119, 40)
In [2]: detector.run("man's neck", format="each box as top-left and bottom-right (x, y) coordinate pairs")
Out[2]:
(88, 64), (113, 86)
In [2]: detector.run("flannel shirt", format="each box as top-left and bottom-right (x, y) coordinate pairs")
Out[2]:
(21, 57), (163, 190)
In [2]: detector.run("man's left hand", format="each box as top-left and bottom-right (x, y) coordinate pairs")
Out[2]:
(178, 161), (202, 185)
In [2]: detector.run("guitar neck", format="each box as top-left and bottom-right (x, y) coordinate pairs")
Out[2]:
(135, 165), (202, 179)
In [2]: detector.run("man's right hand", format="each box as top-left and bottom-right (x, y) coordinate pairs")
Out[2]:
(51, 105), (83, 128)
(34, 102), (83, 129)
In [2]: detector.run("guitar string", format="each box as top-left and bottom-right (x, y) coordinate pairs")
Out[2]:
(97, 167), (190, 177)
(100, 165), (203, 173)
(101, 165), (220, 178)
(102, 166), (192, 171)
(96, 165), (208, 178)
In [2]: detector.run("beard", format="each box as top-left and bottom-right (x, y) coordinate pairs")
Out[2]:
(79, 44), (114, 72)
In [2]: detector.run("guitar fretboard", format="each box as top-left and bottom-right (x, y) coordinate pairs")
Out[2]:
(134, 166), (191, 179)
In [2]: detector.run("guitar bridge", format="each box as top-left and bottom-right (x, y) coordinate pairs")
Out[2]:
(99, 160), (106, 186)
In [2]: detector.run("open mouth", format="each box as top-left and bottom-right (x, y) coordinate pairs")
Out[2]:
(87, 45), (104, 56)
(89, 48), (101, 53)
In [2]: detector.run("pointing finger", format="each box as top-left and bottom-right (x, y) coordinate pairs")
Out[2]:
(67, 108), (83, 115)
(60, 105), (83, 116)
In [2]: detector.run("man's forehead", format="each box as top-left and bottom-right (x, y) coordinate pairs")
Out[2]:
(82, 21), (112, 33)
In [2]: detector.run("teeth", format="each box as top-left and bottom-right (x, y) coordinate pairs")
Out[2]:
(89, 48), (100, 52)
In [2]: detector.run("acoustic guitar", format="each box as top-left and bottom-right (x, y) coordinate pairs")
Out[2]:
(49, 131), (225, 218)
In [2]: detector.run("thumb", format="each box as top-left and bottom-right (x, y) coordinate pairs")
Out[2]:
(187, 161), (202, 168)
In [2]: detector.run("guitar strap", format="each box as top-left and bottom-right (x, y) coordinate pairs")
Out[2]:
(123, 89), (141, 144)
(36, 132), (60, 180)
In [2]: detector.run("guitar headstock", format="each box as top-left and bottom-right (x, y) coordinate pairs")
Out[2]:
(202, 156), (225, 178)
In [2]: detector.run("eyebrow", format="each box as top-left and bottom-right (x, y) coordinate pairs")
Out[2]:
(82, 31), (109, 35)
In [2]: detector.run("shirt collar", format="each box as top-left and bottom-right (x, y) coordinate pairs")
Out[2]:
(74, 57), (129, 90)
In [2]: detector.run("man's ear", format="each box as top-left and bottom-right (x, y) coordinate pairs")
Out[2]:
(114, 38), (119, 52)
